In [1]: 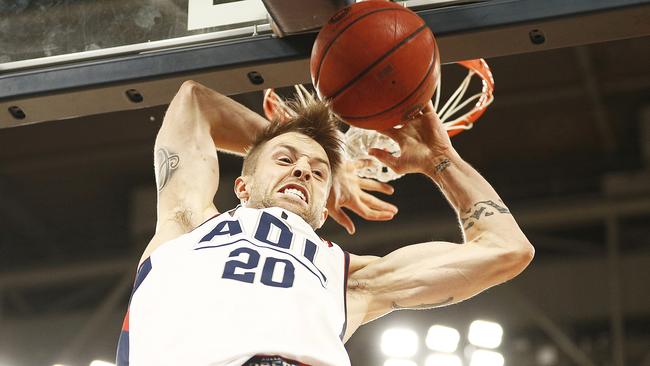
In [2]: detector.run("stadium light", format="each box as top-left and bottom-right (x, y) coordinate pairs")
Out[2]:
(536, 344), (559, 366)
(380, 328), (419, 358)
(384, 359), (418, 366)
(426, 325), (461, 352)
(468, 320), (503, 349)
(425, 353), (463, 366)
(469, 350), (505, 366)
(89, 361), (115, 366)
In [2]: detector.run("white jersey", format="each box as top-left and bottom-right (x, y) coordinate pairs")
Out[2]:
(117, 206), (351, 366)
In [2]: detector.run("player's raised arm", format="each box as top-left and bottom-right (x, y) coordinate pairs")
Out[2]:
(145, 81), (269, 260)
(347, 102), (535, 324)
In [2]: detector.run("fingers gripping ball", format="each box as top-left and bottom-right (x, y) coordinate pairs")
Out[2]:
(311, 0), (440, 131)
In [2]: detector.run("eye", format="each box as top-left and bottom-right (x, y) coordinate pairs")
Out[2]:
(278, 156), (292, 164)
(313, 170), (324, 178)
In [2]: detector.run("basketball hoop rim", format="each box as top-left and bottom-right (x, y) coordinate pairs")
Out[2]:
(439, 58), (495, 137)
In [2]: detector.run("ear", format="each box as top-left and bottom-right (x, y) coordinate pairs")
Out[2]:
(234, 176), (250, 202)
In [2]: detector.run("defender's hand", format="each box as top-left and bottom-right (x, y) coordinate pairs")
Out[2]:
(368, 101), (453, 176)
(327, 159), (398, 235)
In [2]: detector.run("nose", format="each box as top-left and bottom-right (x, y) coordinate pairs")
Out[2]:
(292, 158), (311, 181)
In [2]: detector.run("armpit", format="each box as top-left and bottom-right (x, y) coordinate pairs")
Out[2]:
(162, 207), (195, 232)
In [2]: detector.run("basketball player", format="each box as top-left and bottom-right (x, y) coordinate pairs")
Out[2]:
(116, 80), (534, 366)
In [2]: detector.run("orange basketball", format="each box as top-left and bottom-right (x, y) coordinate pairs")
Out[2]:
(311, 0), (440, 130)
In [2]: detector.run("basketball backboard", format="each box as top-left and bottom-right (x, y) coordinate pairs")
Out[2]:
(0, 0), (469, 69)
(1, 0), (649, 128)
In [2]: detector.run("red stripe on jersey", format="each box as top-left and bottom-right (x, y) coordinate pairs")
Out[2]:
(319, 237), (334, 247)
(122, 309), (130, 332)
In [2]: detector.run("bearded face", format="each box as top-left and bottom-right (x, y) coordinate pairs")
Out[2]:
(235, 132), (331, 229)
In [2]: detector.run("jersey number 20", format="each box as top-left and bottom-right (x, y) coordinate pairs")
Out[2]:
(222, 247), (295, 288)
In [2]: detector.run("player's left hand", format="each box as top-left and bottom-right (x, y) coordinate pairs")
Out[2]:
(368, 101), (453, 176)
(327, 159), (398, 235)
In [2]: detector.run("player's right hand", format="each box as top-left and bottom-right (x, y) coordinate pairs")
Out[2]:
(368, 101), (454, 176)
(327, 159), (398, 235)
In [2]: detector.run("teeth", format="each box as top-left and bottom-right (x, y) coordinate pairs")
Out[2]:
(283, 187), (306, 202)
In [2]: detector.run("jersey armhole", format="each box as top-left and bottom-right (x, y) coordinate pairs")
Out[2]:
(339, 251), (350, 341)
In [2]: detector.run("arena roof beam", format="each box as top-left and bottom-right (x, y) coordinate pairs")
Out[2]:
(56, 273), (133, 363)
(606, 217), (626, 366)
(351, 195), (650, 254)
(1, 0), (649, 128)
(523, 234), (602, 255)
(0, 258), (134, 291)
(574, 46), (618, 153)
(494, 75), (650, 109)
(2, 194), (650, 291)
(0, 177), (57, 254)
(505, 287), (598, 366)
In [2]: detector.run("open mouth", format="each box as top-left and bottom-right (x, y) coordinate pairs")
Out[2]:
(278, 183), (309, 204)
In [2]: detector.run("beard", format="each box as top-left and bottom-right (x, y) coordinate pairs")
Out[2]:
(246, 187), (323, 230)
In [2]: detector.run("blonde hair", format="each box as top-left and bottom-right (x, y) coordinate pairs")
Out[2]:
(242, 90), (343, 178)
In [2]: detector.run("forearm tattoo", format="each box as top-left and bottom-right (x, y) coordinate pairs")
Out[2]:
(434, 158), (451, 174)
(155, 147), (180, 192)
(460, 200), (510, 231)
(391, 296), (454, 310)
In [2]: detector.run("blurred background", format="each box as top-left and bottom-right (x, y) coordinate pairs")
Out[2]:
(1, 1), (650, 366)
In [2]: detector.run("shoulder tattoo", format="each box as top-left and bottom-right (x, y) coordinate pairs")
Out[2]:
(155, 147), (180, 192)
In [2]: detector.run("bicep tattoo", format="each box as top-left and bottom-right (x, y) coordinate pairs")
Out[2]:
(391, 296), (454, 310)
(155, 147), (180, 192)
(460, 200), (510, 231)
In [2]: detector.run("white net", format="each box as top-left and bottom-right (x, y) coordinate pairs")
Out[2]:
(343, 126), (403, 182)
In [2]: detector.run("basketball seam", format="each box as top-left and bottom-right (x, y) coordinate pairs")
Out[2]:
(339, 46), (436, 120)
(314, 7), (418, 88)
(326, 24), (429, 102)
